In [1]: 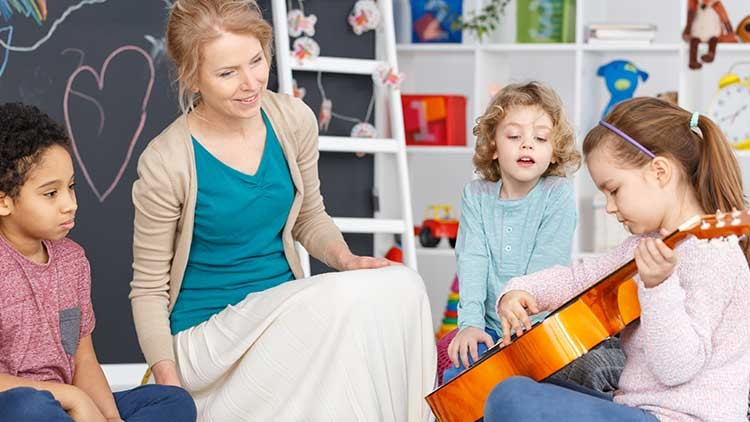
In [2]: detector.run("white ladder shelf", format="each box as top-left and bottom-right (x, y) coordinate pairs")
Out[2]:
(271, 0), (417, 275)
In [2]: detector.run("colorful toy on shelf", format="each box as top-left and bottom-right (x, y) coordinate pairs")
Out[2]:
(402, 95), (466, 146)
(410, 0), (462, 43)
(415, 204), (459, 248)
(682, 0), (738, 70)
(597, 60), (649, 119)
(708, 62), (750, 150)
(436, 275), (460, 339)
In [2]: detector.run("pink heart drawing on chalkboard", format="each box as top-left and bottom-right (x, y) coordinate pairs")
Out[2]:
(63, 45), (154, 203)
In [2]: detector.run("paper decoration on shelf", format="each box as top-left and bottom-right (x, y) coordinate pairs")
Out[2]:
(291, 36), (320, 64)
(319, 98), (332, 131)
(292, 79), (306, 99)
(375, 64), (404, 89)
(348, 0), (381, 35)
(287, 8), (317, 37)
(287, 1), (320, 62)
(351, 122), (377, 138)
(351, 122), (378, 157)
(312, 71), (377, 157)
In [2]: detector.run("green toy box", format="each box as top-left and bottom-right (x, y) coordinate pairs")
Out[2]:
(516, 0), (576, 43)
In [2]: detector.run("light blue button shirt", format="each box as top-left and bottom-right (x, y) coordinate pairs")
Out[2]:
(456, 176), (577, 335)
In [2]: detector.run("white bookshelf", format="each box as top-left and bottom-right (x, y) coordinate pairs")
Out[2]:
(406, 145), (475, 154)
(379, 0), (750, 329)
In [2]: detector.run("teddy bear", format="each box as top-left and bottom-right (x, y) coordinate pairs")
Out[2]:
(682, 0), (738, 70)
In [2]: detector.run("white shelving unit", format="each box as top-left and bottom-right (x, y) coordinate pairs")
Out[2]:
(378, 0), (750, 329)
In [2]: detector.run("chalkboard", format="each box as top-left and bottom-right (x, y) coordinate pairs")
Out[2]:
(0, 0), (377, 363)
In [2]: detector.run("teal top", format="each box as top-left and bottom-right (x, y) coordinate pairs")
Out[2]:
(456, 176), (576, 335)
(170, 112), (295, 334)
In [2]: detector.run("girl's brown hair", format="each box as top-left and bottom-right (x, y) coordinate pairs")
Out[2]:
(166, 0), (274, 113)
(473, 81), (581, 182)
(583, 97), (749, 261)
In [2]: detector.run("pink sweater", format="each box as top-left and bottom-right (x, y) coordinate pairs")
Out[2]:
(499, 235), (750, 422)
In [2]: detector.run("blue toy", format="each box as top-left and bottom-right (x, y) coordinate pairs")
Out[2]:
(597, 60), (649, 119)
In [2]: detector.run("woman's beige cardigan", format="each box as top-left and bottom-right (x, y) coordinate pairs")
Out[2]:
(129, 91), (346, 367)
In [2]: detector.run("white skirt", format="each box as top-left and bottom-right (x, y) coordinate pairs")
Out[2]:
(173, 265), (437, 422)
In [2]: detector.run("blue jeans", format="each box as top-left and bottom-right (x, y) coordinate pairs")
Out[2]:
(0, 384), (196, 422)
(442, 327), (500, 383)
(484, 376), (659, 422)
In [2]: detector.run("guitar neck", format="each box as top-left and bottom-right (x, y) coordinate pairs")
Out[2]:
(561, 229), (690, 310)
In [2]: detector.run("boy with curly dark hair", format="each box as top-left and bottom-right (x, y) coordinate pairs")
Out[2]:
(0, 102), (196, 422)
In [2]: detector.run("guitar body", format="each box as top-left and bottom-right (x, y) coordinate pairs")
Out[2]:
(425, 212), (750, 422)
(426, 276), (640, 422)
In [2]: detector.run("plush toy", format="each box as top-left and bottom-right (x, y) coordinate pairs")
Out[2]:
(737, 15), (750, 43)
(682, 0), (738, 70)
(597, 60), (649, 120)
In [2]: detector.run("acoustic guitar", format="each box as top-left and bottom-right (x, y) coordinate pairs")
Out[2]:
(425, 210), (750, 422)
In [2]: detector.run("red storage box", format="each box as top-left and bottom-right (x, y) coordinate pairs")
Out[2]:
(402, 95), (466, 146)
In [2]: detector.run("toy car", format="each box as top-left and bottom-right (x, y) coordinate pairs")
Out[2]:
(415, 205), (459, 248)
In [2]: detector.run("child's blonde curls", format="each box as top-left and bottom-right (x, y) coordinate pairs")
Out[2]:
(473, 81), (581, 182)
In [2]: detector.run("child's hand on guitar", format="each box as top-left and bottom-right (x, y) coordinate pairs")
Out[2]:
(448, 326), (495, 368)
(635, 229), (677, 288)
(497, 290), (540, 346)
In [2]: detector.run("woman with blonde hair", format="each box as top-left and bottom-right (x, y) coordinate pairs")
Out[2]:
(129, 1), (436, 420)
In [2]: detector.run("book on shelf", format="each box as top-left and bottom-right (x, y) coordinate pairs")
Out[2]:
(590, 30), (656, 40)
(586, 38), (653, 46)
(588, 23), (657, 31)
(586, 23), (657, 43)
(516, 0), (576, 43)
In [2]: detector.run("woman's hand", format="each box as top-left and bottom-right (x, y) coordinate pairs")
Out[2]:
(635, 230), (677, 288)
(447, 327), (495, 369)
(338, 253), (394, 271)
(497, 290), (540, 346)
(151, 360), (183, 387)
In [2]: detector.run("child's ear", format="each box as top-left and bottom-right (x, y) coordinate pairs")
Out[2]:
(0, 192), (13, 217)
(649, 157), (672, 187)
